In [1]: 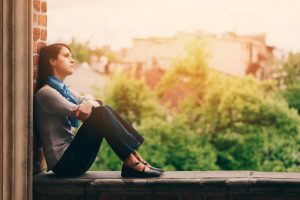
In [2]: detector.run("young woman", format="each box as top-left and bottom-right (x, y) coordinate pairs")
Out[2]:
(34, 43), (163, 178)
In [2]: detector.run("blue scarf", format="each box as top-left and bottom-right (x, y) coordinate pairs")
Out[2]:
(47, 76), (79, 128)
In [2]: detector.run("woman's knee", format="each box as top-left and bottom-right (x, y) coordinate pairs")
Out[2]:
(92, 105), (106, 112)
(91, 105), (111, 118)
(93, 104), (111, 110)
(103, 104), (113, 110)
(88, 105), (105, 121)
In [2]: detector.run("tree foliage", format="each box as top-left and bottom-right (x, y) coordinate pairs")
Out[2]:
(90, 40), (300, 172)
(282, 53), (300, 85)
(102, 73), (165, 125)
(197, 74), (300, 171)
(156, 39), (208, 109)
(282, 84), (300, 114)
(67, 38), (118, 64)
(68, 38), (90, 63)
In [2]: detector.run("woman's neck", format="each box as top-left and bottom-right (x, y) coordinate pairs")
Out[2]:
(53, 72), (66, 82)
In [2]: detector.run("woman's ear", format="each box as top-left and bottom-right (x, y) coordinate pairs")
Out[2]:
(49, 58), (56, 67)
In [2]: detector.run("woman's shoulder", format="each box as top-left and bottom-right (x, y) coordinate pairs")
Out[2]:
(36, 84), (54, 94)
(35, 85), (59, 100)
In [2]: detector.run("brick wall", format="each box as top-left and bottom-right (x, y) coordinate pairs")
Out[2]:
(33, 0), (47, 88)
(33, 0), (47, 174)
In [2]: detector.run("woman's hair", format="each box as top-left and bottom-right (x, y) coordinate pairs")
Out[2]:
(36, 43), (71, 91)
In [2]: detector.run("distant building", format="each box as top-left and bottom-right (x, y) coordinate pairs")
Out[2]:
(121, 31), (286, 80)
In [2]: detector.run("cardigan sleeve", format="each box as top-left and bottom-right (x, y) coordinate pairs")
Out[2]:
(69, 88), (92, 104)
(35, 86), (78, 117)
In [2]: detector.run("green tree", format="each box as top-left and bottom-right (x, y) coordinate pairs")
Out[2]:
(102, 73), (165, 125)
(282, 52), (300, 85)
(282, 83), (300, 114)
(178, 73), (300, 171)
(90, 39), (300, 172)
(68, 38), (90, 63)
(156, 39), (208, 109)
(68, 39), (118, 65)
(136, 117), (219, 171)
(90, 74), (166, 171)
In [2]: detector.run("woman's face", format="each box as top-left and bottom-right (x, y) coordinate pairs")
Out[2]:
(50, 46), (75, 80)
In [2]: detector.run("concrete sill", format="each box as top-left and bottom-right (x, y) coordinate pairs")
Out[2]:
(33, 171), (300, 200)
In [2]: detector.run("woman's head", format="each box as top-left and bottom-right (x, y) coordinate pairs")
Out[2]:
(37, 43), (74, 90)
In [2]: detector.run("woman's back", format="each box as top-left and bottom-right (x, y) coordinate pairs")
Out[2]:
(34, 85), (76, 171)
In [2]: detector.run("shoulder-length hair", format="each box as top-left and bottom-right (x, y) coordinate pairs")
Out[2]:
(36, 43), (71, 91)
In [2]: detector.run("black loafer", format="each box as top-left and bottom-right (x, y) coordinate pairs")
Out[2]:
(141, 160), (164, 173)
(121, 162), (162, 178)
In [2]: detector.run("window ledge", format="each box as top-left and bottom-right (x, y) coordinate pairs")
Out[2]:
(33, 171), (300, 200)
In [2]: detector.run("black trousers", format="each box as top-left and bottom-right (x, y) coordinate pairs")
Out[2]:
(52, 105), (144, 177)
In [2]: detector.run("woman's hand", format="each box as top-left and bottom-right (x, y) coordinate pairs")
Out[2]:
(73, 101), (94, 122)
(83, 93), (104, 106)
(84, 93), (95, 99)
(87, 99), (102, 107)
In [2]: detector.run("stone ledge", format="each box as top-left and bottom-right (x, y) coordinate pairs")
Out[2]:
(33, 171), (300, 200)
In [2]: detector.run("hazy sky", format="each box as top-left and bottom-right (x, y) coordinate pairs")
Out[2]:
(48, 0), (300, 51)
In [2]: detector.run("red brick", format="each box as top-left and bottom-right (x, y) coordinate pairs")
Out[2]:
(40, 29), (47, 40)
(33, 41), (38, 54)
(41, 1), (47, 13)
(38, 15), (47, 26)
(33, 81), (37, 93)
(33, 55), (39, 66)
(37, 42), (47, 53)
(33, 67), (38, 81)
(33, 13), (37, 24)
(33, 1), (40, 12)
(33, 28), (40, 41)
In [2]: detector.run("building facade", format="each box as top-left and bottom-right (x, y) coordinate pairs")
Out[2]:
(123, 31), (282, 80)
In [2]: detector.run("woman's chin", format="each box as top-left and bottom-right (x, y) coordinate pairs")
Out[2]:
(68, 69), (74, 75)
(64, 71), (73, 78)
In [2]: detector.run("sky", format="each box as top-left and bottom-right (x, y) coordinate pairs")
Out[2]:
(48, 0), (300, 52)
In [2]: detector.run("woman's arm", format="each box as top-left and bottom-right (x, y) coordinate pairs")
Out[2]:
(35, 87), (78, 117)
(73, 99), (103, 121)
(73, 101), (93, 121)
(69, 88), (103, 107)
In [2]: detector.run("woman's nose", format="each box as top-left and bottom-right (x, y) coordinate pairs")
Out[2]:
(70, 58), (74, 63)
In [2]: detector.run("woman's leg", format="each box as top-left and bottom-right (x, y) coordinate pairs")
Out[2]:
(94, 105), (158, 171)
(132, 151), (146, 162)
(53, 105), (149, 177)
(104, 105), (144, 142)
(88, 105), (145, 161)
(51, 128), (103, 177)
(123, 153), (150, 171)
(102, 106), (151, 165)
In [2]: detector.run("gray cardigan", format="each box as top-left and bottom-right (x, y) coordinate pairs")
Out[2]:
(34, 85), (89, 171)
